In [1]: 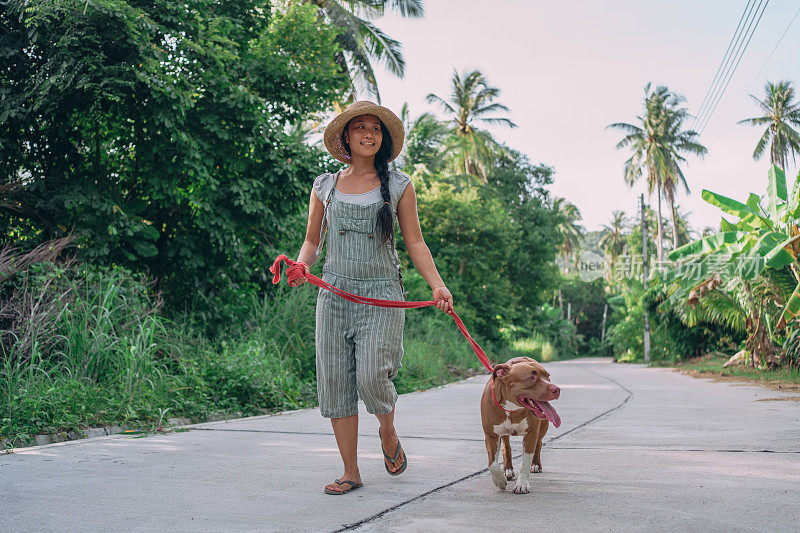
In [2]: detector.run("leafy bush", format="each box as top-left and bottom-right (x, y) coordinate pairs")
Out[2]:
(405, 181), (518, 341)
(782, 327), (800, 368)
(500, 304), (581, 360)
(607, 278), (741, 362)
(2, 1), (349, 311)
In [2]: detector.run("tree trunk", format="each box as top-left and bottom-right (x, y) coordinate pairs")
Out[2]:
(742, 280), (761, 367)
(741, 280), (780, 367)
(670, 198), (680, 250)
(94, 124), (101, 182)
(655, 182), (664, 264)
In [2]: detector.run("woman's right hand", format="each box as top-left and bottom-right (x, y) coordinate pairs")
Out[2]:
(432, 285), (453, 314)
(288, 262), (310, 287)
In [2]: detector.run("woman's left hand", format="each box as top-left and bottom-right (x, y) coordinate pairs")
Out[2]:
(432, 286), (453, 314)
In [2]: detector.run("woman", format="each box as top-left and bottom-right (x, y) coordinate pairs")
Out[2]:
(290, 101), (453, 495)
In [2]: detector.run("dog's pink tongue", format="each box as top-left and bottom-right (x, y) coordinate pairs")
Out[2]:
(534, 401), (561, 428)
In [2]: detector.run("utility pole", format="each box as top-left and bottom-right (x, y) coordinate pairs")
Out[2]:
(600, 303), (608, 344)
(641, 194), (651, 362)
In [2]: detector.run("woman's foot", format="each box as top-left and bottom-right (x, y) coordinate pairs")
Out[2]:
(379, 426), (406, 475)
(324, 473), (362, 495)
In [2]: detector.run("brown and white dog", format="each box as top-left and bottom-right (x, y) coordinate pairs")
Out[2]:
(480, 356), (561, 494)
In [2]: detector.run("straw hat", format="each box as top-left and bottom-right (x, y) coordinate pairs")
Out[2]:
(323, 101), (405, 164)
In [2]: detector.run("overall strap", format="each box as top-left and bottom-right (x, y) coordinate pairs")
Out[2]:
(315, 170), (341, 259)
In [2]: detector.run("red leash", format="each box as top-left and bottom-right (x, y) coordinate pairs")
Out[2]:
(269, 255), (494, 373)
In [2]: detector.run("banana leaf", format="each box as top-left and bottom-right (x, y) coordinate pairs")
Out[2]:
(668, 231), (744, 261)
(764, 233), (800, 264)
(745, 231), (795, 269)
(789, 170), (800, 218)
(777, 283), (800, 329)
(746, 193), (762, 212)
(702, 190), (757, 219)
(767, 165), (787, 222)
(740, 211), (773, 230)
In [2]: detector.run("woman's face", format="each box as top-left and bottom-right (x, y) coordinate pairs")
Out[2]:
(345, 114), (383, 160)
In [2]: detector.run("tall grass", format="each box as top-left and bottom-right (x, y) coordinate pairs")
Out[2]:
(396, 310), (487, 393)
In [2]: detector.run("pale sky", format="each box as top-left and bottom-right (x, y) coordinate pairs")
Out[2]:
(367, 0), (800, 234)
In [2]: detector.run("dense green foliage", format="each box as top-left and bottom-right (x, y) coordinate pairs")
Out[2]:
(1, 1), (348, 315)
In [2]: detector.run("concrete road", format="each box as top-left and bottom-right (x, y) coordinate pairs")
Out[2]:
(2, 358), (799, 532)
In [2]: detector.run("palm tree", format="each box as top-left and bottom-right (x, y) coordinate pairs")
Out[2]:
(738, 80), (800, 170)
(303, 0), (424, 101)
(599, 210), (627, 272)
(425, 69), (516, 182)
(659, 106), (707, 249)
(396, 104), (450, 177)
(609, 84), (704, 262)
(664, 205), (693, 249)
(552, 197), (585, 267)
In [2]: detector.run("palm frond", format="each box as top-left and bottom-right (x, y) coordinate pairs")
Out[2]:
(360, 19), (405, 77)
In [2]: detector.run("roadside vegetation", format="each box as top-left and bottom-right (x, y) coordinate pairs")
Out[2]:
(663, 354), (800, 391)
(596, 80), (800, 383)
(1, 0), (575, 447)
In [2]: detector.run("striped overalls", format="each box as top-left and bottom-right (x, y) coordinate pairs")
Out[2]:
(315, 174), (406, 419)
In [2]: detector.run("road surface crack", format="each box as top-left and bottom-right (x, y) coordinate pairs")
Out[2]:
(332, 366), (634, 532)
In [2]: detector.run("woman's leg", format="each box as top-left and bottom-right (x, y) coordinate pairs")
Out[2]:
(376, 407), (405, 474)
(325, 414), (361, 493)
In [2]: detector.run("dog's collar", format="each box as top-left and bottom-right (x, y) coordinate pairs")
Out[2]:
(491, 378), (517, 413)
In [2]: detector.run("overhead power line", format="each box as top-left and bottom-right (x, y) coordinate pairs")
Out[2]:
(709, 4), (800, 147)
(691, 0), (756, 130)
(696, 0), (770, 135)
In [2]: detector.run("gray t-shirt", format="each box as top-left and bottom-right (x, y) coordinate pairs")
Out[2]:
(313, 171), (412, 214)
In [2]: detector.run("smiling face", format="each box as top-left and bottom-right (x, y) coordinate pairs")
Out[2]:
(343, 114), (383, 159)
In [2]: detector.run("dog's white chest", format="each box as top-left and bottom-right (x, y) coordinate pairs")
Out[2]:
(493, 416), (528, 436)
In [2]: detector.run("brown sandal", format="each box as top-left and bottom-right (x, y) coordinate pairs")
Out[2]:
(323, 479), (363, 495)
(379, 429), (407, 476)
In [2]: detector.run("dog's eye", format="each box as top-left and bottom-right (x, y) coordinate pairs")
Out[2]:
(529, 375), (538, 382)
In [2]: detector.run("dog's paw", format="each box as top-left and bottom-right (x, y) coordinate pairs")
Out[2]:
(490, 464), (507, 490)
(504, 467), (515, 480)
(531, 464), (542, 473)
(512, 480), (530, 494)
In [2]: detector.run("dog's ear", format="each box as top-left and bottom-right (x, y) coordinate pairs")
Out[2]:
(492, 363), (511, 379)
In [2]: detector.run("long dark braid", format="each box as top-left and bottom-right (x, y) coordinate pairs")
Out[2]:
(341, 120), (395, 244)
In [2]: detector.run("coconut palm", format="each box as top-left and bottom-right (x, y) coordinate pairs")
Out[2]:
(425, 69), (516, 182)
(664, 205), (693, 249)
(397, 104), (450, 177)
(659, 108), (707, 249)
(599, 210), (627, 271)
(552, 197), (585, 266)
(303, 0), (424, 101)
(608, 84), (703, 262)
(738, 80), (800, 170)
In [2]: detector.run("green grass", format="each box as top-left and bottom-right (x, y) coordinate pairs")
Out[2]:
(395, 310), (487, 393)
(662, 354), (800, 387)
(507, 334), (553, 361)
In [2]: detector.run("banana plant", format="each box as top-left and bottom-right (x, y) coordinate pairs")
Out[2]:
(668, 165), (800, 329)
(664, 165), (800, 366)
